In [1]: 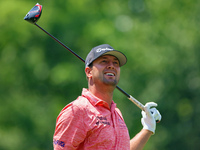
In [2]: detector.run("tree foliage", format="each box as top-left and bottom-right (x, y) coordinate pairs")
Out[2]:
(0, 0), (199, 149)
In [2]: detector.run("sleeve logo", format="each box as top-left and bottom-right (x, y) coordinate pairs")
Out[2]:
(53, 139), (65, 147)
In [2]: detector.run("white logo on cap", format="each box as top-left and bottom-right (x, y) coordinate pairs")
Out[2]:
(96, 48), (113, 53)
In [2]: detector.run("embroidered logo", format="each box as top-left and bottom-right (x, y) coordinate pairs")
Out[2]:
(96, 115), (110, 126)
(53, 139), (65, 147)
(96, 47), (114, 53)
(118, 118), (127, 129)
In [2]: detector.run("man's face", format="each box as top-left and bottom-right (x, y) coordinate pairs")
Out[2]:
(89, 55), (121, 86)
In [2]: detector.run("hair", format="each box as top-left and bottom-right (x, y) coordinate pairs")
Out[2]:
(88, 62), (93, 68)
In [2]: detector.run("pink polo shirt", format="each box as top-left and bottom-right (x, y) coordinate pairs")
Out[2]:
(53, 88), (130, 150)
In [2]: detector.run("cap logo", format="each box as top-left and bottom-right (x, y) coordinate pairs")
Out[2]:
(96, 47), (114, 53)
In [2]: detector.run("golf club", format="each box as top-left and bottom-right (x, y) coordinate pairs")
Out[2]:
(24, 3), (147, 112)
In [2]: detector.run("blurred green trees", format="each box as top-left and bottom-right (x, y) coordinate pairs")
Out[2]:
(0, 0), (199, 149)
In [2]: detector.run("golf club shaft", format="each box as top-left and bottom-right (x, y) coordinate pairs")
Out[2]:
(34, 23), (145, 111)
(35, 23), (85, 63)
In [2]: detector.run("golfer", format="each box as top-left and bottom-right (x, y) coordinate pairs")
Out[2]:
(53, 44), (161, 150)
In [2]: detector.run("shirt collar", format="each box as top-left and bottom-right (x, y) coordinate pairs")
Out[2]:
(81, 88), (116, 109)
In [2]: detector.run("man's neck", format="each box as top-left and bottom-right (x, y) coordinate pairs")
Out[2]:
(89, 84), (115, 107)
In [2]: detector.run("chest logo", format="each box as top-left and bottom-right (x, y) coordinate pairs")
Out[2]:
(96, 116), (110, 126)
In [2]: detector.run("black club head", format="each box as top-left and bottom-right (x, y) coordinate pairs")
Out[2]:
(24, 3), (42, 24)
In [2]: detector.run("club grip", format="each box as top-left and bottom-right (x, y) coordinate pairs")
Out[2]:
(129, 95), (160, 123)
(128, 95), (145, 111)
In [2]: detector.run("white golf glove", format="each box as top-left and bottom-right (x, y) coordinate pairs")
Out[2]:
(141, 102), (161, 134)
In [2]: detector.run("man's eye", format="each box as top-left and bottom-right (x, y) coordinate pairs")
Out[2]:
(114, 61), (119, 65)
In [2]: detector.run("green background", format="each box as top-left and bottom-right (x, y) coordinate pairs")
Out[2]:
(1, 0), (199, 149)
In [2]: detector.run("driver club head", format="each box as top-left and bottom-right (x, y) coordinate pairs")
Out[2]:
(24, 3), (42, 24)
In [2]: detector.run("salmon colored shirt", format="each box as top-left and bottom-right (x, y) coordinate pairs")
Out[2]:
(53, 88), (130, 150)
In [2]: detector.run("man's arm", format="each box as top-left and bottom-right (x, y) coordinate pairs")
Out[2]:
(130, 129), (152, 150)
(130, 102), (162, 150)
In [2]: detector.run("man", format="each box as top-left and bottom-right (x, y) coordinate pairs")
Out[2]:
(53, 44), (161, 150)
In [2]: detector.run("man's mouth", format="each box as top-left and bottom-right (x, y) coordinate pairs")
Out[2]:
(105, 72), (115, 76)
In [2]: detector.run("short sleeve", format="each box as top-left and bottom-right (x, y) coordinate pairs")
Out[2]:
(53, 103), (87, 150)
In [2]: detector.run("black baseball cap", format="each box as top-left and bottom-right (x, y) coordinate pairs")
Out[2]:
(85, 44), (127, 68)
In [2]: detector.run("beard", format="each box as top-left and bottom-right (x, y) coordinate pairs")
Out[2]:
(91, 68), (120, 87)
(102, 76), (119, 86)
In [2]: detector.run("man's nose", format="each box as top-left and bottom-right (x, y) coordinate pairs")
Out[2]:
(107, 62), (115, 69)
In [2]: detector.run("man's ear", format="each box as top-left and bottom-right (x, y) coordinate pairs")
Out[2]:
(85, 67), (92, 78)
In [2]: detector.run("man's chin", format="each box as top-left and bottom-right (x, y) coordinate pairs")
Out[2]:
(103, 79), (118, 86)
